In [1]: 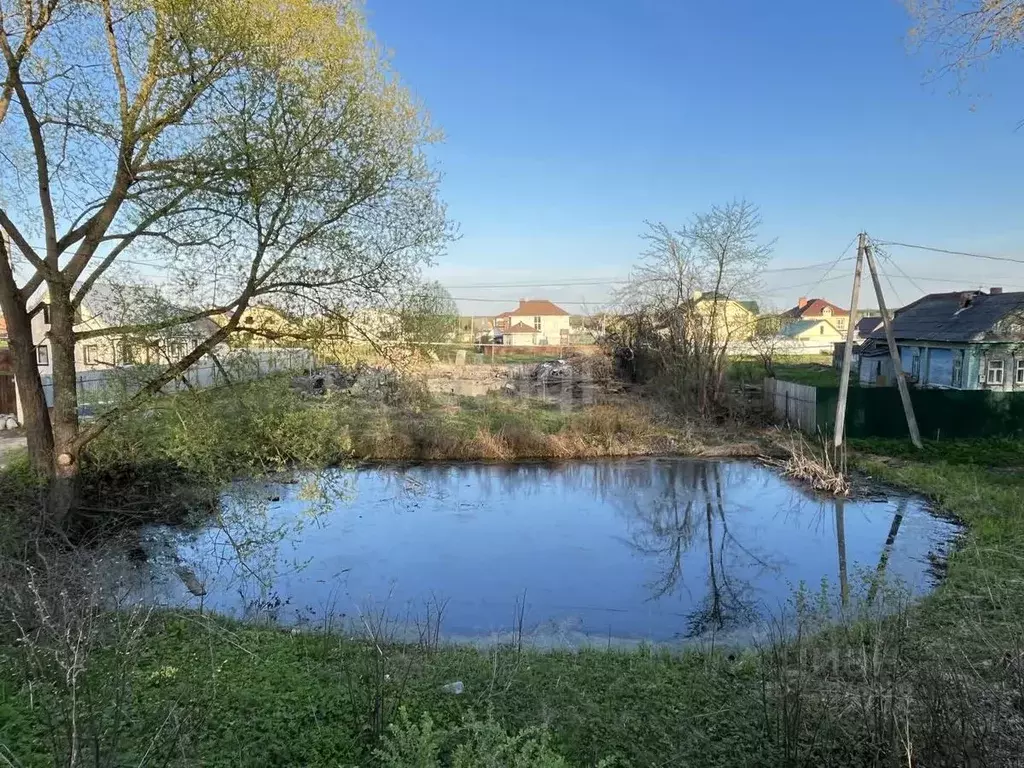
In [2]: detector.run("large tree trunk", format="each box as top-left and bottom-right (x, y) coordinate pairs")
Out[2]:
(8, 309), (54, 473)
(0, 251), (54, 474)
(46, 285), (81, 526)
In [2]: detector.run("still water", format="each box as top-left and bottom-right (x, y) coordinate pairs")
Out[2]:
(131, 458), (959, 646)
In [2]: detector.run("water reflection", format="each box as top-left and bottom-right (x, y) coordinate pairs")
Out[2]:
(130, 459), (957, 646)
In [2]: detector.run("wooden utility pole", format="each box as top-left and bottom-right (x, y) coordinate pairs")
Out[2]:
(864, 240), (923, 448)
(834, 234), (865, 446)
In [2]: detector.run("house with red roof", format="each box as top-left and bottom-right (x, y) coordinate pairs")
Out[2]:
(494, 299), (571, 346)
(781, 296), (850, 333)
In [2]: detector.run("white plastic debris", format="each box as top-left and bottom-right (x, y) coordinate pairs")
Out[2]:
(441, 681), (464, 695)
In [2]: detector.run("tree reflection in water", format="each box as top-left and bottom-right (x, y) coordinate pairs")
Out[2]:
(148, 458), (944, 642)
(614, 461), (769, 639)
(180, 471), (356, 621)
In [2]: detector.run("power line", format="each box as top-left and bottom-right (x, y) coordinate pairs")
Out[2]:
(870, 272), (1024, 292)
(877, 251), (927, 297)
(876, 258), (904, 308)
(875, 239), (1024, 266)
(798, 234), (859, 299)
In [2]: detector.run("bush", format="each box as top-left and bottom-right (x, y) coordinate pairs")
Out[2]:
(376, 708), (598, 768)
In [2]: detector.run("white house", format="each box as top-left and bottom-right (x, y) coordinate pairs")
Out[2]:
(30, 283), (222, 375)
(494, 299), (571, 346)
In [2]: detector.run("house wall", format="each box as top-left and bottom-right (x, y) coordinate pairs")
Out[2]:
(31, 299), (216, 374)
(693, 300), (756, 342)
(30, 304), (124, 375)
(859, 355), (894, 386)
(974, 344), (1024, 392)
(862, 342), (1024, 392)
(506, 314), (570, 345)
(802, 308), (849, 332)
(505, 332), (538, 347)
(791, 323), (844, 345)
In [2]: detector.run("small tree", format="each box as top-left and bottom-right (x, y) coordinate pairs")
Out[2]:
(398, 281), (458, 346)
(749, 313), (786, 378)
(0, 0), (449, 522)
(619, 200), (773, 414)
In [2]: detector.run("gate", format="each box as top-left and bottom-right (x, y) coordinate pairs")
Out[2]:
(0, 374), (15, 415)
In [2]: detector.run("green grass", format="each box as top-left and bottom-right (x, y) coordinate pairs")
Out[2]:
(5, 391), (1024, 765)
(728, 356), (841, 388)
(852, 447), (1024, 660)
(0, 613), (766, 767)
(850, 436), (1024, 467)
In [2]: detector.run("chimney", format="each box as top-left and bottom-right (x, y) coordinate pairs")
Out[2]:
(797, 296), (808, 309)
(991, 287), (1003, 295)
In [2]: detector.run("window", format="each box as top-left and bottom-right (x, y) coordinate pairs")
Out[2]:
(41, 303), (50, 325)
(1016, 359), (1024, 386)
(533, 316), (541, 331)
(35, 344), (48, 366)
(83, 345), (98, 365)
(911, 351), (921, 379)
(819, 324), (825, 335)
(987, 359), (1005, 385)
(952, 352), (964, 388)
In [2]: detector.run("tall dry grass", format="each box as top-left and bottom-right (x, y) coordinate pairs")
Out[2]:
(348, 399), (688, 461)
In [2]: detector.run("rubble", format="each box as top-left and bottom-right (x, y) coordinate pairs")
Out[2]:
(291, 362), (403, 404)
(532, 359), (573, 381)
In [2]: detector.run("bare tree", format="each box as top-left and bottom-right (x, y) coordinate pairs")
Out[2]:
(906, 0), (1024, 74)
(617, 200), (773, 414)
(749, 312), (786, 378)
(0, 0), (449, 522)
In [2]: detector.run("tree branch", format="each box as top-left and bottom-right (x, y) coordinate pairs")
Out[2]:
(74, 304), (236, 341)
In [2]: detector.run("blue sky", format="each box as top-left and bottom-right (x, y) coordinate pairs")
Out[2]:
(366, 0), (1024, 315)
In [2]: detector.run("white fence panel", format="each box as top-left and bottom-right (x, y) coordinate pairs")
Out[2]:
(39, 348), (314, 409)
(763, 377), (819, 432)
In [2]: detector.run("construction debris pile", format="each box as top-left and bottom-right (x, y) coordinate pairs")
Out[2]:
(291, 363), (404, 404)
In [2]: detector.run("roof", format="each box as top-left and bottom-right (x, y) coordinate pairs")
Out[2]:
(505, 322), (537, 334)
(74, 283), (221, 339)
(782, 298), (849, 319)
(867, 291), (1024, 343)
(855, 316), (883, 335)
(694, 292), (759, 315)
(781, 319), (834, 338)
(500, 299), (570, 317)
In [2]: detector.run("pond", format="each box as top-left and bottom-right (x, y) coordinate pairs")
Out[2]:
(126, 458), (959, 647)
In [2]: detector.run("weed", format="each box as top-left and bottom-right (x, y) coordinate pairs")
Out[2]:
(763, 431), (849, 495)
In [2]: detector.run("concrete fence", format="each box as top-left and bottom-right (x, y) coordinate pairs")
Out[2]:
(33, 347), (314, 414)
(763, 377), (820, 433)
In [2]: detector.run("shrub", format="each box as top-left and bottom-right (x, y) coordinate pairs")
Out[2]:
(376, 708), (594, 768)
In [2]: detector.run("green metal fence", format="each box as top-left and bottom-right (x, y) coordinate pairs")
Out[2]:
(814, 386), (1024, 439)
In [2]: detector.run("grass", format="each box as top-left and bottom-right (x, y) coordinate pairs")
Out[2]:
(850, 436), (1024, 467)
(4, 377), (1024, 765)
(83, 375), (694, 475)
(852, 442), (1024, 650)
(0, 610), (769, 767)
(729, 356), (842, 388)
